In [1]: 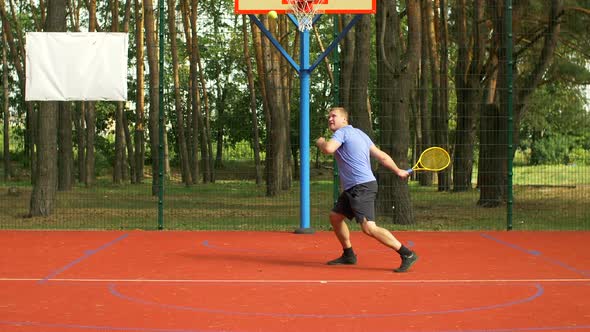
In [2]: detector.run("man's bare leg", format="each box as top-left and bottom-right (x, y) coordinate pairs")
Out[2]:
(360, 220), (402, 250)
(360, 220), (418, 272)
(330, 211), (351, 249)
(326, 212), (357, 265)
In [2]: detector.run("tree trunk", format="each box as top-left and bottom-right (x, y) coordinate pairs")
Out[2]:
(119, 0), (133, 183)
(167, 0), (191, 185)
(122, 106), (134, 182)
(74, 102), (86, 183)
(261, 15), (290, 196)
(478, 104), (505, 207)
(279, 16), (292, 190)
(186, 0), (201, 184)
(376, 0), (421, 225)
(184, 0), (212, 183)
(194, 15), (213, 183)
(27, 103), (37, 184)
(65, 1), (81, 185)
(112, 0), (125, 184)
(2, 27), (11, 181)
(29, 101), (58, 216)
(29, 0), (66, 217)
(134, 0), (145, 184)
(242, 15), (263, 185)
(214, 87), (225, 170)
(250, 17), (270, 185)
(418, 0), (432, 186)
(349, 14), (373, 138)
(452, 0), (479, 192)
(430, 0), (450, 191)
(143, 0), (160, 195)
(1, 0), (35, 181)
(339, 14), (355, 110)
(85, 0), (97, 187)
(251, 19), (272, 186)
(84, 101), (96, 186)
(113, 101), (125, 184)
(58, 101), (73, 191)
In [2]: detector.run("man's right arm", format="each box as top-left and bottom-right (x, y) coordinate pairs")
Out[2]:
(316, 137), (342, 154)
(369, 145), (410, 179)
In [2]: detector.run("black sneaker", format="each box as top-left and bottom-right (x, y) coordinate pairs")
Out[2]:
(394, 252), (418, 272)
(326, 254), (357, 265)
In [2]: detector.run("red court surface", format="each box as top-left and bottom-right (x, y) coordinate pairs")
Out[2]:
(1, 230), (589, 332)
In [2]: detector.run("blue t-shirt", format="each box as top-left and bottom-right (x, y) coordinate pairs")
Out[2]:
(331, 125), (376, 190)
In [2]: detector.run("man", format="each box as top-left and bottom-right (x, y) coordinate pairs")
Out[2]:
(315, 107), (418, 272)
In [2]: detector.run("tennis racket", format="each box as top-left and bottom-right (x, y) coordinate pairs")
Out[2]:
(407, 147), (450, 174)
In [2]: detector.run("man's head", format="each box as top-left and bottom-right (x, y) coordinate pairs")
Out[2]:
(328, 107), (349, 132)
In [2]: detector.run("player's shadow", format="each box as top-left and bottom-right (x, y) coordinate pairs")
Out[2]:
(176, 251), (393, 272)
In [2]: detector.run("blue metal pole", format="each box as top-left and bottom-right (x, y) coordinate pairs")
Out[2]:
(295, 29), (313, 234)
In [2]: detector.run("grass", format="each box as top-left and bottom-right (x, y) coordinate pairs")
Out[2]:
(0, 163), (589, 231)
(513, 164), (590, 186)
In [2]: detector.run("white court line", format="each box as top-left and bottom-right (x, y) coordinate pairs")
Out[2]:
(0, 277), (589, 283)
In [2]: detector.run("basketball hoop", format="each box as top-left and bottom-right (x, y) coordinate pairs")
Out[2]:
(287, 0), (323, 32)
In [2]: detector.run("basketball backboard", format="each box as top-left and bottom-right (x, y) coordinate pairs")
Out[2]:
(235, 0), (376, 14)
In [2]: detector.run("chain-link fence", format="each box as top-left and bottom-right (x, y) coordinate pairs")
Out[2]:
(1, 2), (589, 231)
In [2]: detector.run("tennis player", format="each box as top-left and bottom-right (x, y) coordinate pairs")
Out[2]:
(316, 107), (418, 272)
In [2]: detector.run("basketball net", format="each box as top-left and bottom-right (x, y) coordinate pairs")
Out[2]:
(287, 0), (323, 32)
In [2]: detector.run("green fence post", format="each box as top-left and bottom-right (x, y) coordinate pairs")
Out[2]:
(158, 0), (165, 230)
(506, 0), (514, 231)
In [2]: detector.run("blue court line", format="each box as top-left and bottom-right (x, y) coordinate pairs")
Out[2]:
(109, 282), (543, 318)
(480, 233), (589, 277)
(38, 233), (129, 284)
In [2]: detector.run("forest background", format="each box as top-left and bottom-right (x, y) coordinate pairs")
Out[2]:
(0, 0), (589, 230)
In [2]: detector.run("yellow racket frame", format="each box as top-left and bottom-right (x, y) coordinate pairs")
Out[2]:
(407, 147), (450, 174)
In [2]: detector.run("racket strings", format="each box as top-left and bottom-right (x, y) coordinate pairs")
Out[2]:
(420, 150), (450, 170)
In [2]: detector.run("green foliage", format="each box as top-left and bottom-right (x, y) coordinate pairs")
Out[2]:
(549, 59), (590, 84)
(529, 134), (571, 164)
(519, 82), (590, 165)
(569, 147), (590, 166)
(218, 141), (264, 161)
(94, 135), (115, 176)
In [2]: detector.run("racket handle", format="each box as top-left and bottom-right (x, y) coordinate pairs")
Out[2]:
(406, 168), (413, 174)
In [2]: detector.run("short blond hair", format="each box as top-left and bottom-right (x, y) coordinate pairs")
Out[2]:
(330, 107), (349, 121)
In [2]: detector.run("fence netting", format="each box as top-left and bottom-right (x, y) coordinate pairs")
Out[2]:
(1, 2), (589, 231)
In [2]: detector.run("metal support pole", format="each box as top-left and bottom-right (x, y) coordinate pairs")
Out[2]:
(295, 29), (314, 234)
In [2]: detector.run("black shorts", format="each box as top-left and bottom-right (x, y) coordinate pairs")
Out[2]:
(332, 181), (377, 223)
